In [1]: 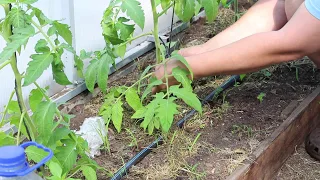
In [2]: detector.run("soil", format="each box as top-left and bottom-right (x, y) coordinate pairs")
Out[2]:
(276, 144), (320, 180)
(60, 1), (320, 180)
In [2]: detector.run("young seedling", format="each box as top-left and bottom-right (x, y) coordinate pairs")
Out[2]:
(257, 92), (266, 103)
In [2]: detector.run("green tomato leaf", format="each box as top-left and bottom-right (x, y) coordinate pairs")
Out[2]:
(171, 51), (193, 79)
(25, 146), (49, 162)
(195, 0), (202, 15)
(0, 132), (15, 146)
(7, 101), (20, 114)
(156, 97), (178, 133)
(221, 0), (228, 7)
(35, 39), (50, 53)
(138, 65), (152, 93)
(48, 162), (62, 178)
(52, 63), (72, 85)
(121, 0), (145, 29)
(55, 139), (77, 174)
(20, 0), (38, 4)
(84, 59), (99, 92)
(60, 43), (75, 54)
(202, 0), (219, 22)
(140, 97), (159, 130)
(125, 88), (143, 111)
(47, 127), (71, 150)
(23, 52), (54, 86)
(115, 17), (135, 40)
(174, 0), (184, 20)
(161, 0), (171, 11)
(0, 26), (34, 64)
(10, 114), (28, 138)
(170, 85), (202, 113)
(183, 0), (195, 21)
(31, 7), (51, 26)
(47, 26), (57, 36)
(240, 74), (246, 81)
(172, 67), (192, 91)
(131, 107), (147, 119)
(29, 88), (44, 112)
(0, 0), (15, 4)
(25, 146), (60, 165)
(148, 121), (155, 135)
(74, 56), (84, 78)
(53, 21), (72, 45)
(102, 23), (124, 45)
(81, 166), (97, 180)
(97, 53), (112, 93)
(7, 7), (28, 28)
(174, 0), (195, 22)
(114, 43), (127, 59)
(154, 117), (160, 129)
(33, 101), (57, 144)
(141, 77), (163, 101)
(112, 100), (123, 133)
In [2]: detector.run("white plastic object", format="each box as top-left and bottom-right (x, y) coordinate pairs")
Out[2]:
(76, 117), (107, 157)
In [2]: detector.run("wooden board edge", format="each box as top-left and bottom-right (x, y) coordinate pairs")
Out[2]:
(227, 86), (320, 180)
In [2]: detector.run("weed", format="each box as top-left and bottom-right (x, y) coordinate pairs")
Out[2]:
(232, 125), (253, 138)
(213, 101), (231, 119)
(257, 92), (266, 103)
(180, 163), (206, 180)
(188, 133), (202, 153)
(125, 128), (138, 149)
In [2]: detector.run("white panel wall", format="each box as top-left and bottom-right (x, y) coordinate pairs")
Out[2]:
(0, 0), (178, 115)
(72, 0), (179, 81)
(0, 0), (74, 115)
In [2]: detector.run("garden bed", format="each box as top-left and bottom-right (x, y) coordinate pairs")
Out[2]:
(59, 2), (320, 179)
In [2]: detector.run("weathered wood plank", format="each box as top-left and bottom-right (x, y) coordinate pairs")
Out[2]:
(228, 87), (320, 180)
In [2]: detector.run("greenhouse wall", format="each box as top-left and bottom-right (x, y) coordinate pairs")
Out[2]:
(0, 0), (178, 116)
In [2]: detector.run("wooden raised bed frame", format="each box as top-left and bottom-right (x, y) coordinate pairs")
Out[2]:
(228, 86), (320, 180)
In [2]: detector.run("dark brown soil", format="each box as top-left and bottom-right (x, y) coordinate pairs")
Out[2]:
(61, 1), (320, 179)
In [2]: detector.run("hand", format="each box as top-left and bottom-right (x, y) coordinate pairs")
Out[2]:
(152, 59), (185, 93)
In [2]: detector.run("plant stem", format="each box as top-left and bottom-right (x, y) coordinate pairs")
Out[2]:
(116, 73), (153, 103)
(0, 60), (11, 71)
(31, 20), (56, 50)
(10, 56), (36, 140)
(0, 90), (15, 126)
(150, 0), (162, 63)
(16, 111), (26, 145)
(158, 3), (174, 17)
(127, 32), (153, 44)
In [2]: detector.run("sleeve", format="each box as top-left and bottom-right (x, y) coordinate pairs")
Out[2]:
(305, 0), (320, 20)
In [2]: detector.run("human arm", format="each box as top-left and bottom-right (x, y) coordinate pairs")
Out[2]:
(153, 3), (320, 92)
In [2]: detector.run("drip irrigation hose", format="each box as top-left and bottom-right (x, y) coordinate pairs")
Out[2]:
(176, 75), (240, 128)
(109, 75), (241, 180)
(110, 136), (164, 180)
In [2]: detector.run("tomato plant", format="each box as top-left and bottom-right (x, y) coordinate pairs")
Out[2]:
(0, 0), (99, 179)
(85, 0), (222, 135)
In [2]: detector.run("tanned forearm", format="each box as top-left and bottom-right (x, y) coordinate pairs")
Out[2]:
(184, 31), (304, 78)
